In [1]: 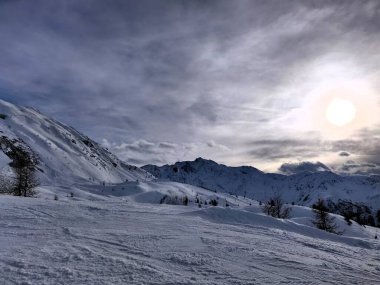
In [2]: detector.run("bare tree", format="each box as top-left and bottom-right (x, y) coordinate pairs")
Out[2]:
(262, 194), (292, 219)
(312, 199), (339, 234)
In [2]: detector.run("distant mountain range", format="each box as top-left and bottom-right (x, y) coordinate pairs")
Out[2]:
(1, 99), (379, 216)
(143, 158), (380, 212)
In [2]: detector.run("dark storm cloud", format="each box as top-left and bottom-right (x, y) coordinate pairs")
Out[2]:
(279, 161), (330, 175)
(102, 139), (229, 166)
(245, 138), (323, 160)
(330, 128), (380, 165)
(245, 131), (380, 175)
(335, 160), (380, 175)
(0, 0), (379, 168)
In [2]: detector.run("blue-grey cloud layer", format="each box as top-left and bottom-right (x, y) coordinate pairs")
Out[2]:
(0, 0), (379, 173)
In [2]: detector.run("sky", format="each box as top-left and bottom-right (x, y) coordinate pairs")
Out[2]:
(0, 0), (379, 174)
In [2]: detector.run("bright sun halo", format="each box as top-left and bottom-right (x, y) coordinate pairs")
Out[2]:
(325, 98), (356, 127)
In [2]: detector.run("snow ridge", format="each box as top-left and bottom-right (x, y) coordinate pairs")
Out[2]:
(0, 99), (151, 185)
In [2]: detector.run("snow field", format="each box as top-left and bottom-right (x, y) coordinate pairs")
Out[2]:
(0, 182), (379, 285)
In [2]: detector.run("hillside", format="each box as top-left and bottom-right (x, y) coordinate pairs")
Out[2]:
(0, 99), (150, 185)
(143, 158), (380, 212)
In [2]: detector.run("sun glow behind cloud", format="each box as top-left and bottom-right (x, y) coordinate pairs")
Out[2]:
(308, 80), (379, 139)
(263, 55), (380, 173)
(278, 57), (379, 141)
(325, 98), (356, 127)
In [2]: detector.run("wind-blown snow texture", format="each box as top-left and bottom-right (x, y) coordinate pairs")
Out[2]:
(143, 158), (380, 210)
(0, 192), (379, 285)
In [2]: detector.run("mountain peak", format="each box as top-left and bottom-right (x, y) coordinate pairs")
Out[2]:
(0, 99), (149, 185)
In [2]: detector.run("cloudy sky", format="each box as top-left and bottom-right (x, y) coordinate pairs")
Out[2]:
(0, 0), (379, 174)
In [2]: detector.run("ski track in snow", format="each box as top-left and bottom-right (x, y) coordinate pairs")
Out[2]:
(0, 196), (379, 285)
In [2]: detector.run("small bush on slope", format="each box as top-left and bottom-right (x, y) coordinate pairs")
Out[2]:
(159, 195), (189, 206)
(262, 194), (291, 219)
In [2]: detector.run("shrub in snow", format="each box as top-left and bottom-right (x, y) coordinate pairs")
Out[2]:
(366, 215), (375, 227)
(182, 196), (189, 206)
(160, 195), (188, 206)
(262, 195), (291, 219)
(209, 199), (218, 206)
(344, 214), (352, 226)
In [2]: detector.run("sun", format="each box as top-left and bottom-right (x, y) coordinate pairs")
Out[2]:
(298, 80), (379, 139)
(325, 98), (356, 127)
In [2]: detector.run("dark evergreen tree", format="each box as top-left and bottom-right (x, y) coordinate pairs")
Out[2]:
(182, 195), (189, 206)
(11, 150), (39, 197)
(367, 215), (375, 227)
(376, 210), (380, 227)
(312, 199), (339, 234)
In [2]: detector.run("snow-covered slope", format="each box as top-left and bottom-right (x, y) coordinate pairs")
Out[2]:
(0, 194), (379, 284)
(143, 158), (380, 211)
(0, 99), (150, 185)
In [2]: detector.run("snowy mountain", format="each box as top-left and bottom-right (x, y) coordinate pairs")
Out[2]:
(143, 158), (380, 211)
(0, 99), (150, 185)
(0, 100), (379, 284)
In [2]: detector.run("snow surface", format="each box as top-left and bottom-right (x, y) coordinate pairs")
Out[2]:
(1, 184), (379, 285)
